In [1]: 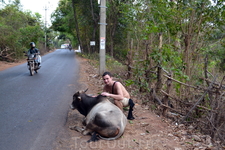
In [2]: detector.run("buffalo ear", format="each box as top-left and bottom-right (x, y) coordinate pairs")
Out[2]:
(78, 90), (82, 94)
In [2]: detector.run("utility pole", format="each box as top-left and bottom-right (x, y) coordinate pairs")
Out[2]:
(43, 2), (51, 51)
(44, 4), (49, 51)
(99, 0), (107, 75)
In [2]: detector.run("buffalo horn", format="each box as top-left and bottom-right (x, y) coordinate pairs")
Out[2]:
(78, 96), (81, 101)
(84, 88), (88, 93)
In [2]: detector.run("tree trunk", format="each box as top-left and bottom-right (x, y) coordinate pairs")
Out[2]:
(183, 10), (195, 78)
(126, 37), (133, 79)
(90, 0), (98, 53)
(162, 74), (172, 117)
(72, 0), (83, 52)
(145, 34), (154, 89)
(156, 33), (163, 93)
(109, 16), (117, 58)
(110, 35), (114, 57)
(184, 34), (191, 77)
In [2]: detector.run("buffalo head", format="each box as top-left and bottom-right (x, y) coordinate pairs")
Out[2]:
(71, 89), (88, 110)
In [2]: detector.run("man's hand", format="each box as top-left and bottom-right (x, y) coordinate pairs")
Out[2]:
(101, 92), (110, 97)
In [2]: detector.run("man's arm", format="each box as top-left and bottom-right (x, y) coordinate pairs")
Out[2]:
(35, 49), (40, 54)
(101, 92), (124, 100)
(101, 82), (124, 100)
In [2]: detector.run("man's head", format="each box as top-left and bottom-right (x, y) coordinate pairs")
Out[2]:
(102, 72), (113, 77)
(102, 72), (113, 85)
(30, 42), (35, 48)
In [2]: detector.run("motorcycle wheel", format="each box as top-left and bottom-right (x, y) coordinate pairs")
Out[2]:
(29, 63), (34, 76)
(34, 63), (39, 73)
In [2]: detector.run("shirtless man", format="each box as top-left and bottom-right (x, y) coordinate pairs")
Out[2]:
(101, 72), (135, 120)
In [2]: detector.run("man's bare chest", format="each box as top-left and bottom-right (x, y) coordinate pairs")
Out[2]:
(105, 86), (112, 93)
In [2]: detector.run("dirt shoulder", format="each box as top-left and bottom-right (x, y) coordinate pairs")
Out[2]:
(1, 56), (218, 150)
(0, 60), (26, 71)
(0, 50), (55, 71)
(53, 56), (217, 150)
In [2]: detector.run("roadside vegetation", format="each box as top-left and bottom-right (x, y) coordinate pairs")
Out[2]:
(0, 0), (68, 61)
(51, 0), (225, 146)
(1, 0), (225, 147)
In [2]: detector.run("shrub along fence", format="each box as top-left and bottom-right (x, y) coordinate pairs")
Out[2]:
(126, 65), (225, 146)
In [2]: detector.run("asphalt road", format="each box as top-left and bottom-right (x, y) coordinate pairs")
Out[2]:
(0, 49), (80, 150)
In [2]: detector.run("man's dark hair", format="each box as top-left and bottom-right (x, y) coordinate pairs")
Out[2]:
(102, 71), (113, 77)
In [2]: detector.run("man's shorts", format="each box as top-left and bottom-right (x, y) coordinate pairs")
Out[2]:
(121, 98), (129, 107)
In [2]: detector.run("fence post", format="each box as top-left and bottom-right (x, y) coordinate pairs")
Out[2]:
(162, 74), (172, 116)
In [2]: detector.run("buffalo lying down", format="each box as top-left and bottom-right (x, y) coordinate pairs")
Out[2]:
(70, 90), (127, 142)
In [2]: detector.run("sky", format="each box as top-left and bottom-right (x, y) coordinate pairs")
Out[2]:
(20, 0), (60, 27)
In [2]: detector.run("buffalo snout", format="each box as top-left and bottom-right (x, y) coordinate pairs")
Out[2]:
(70, 104), (75, 110)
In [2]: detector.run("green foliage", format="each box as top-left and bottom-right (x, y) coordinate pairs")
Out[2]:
(49, 0), (225, 144)
(51, 0), (225, 91)
(0, 2), (45, 60)
(51, 0), (100, 52)
(106, 55), (123, 68)
(19, 26), (44, 47)
(125, 79), (135, 87)
(207, 43), (225, 72)
(105, 55), (127, 75)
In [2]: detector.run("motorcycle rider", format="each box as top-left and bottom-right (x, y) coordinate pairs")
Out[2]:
(68, 44), (72, 50)
(28, 42), (41, 68)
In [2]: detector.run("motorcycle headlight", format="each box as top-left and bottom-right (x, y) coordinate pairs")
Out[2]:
(28, 54), (34, 59)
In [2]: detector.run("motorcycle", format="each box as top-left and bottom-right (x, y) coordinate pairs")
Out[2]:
(24, 52), (41, 76)
(68, 45), (72, 51)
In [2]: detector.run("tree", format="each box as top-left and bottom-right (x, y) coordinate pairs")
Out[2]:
(51, 0), (100, 54)
(0, 1), (45, 61)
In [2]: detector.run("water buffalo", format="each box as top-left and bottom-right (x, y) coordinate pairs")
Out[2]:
(70, 89), (127, 142)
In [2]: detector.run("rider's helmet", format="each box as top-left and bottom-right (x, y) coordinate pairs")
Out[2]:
(30, 42), (35, 48)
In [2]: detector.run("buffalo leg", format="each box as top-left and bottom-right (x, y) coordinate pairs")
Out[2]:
(69, 126), (85, 132)
(127, 99), (135, 120)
